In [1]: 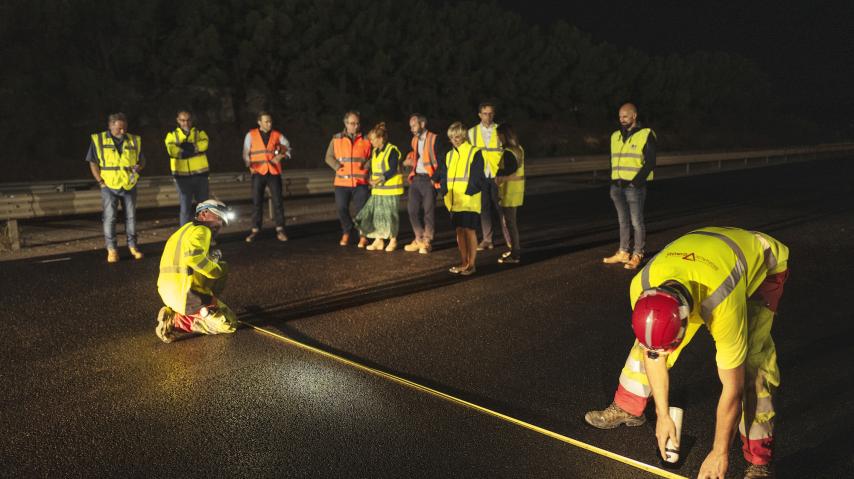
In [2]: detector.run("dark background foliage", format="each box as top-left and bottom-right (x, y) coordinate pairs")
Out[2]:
(0, 0), (838, 182)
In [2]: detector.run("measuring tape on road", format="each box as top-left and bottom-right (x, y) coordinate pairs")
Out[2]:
(241, 321), (688, 479)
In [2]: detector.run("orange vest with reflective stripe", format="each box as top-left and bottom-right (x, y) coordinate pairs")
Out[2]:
(407, 131), (440, 189)
(248, 128), (285, 175)
(332, 133), (371, 187)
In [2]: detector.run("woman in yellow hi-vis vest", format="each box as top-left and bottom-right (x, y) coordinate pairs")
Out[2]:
(437, 122), (486, 275)
(585, 227), (789, 479)
(85, 112), (146, 263)
(155, 200), (237, 343)
(495, 124), (525, 264)
(354, 123), (404, 252)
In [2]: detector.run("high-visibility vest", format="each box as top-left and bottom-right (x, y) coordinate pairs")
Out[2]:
(248, 128), (285, 175)
(407, 131), (440, 189)
(370, 143), (404, 196)
(498, 146), (525, 207)
(165, 127), (210, 176)
(468, 124), (502, 176)
(332, 133), (371, 187)
(611, 128), (655, 181)
(629, 226), (789, 369)
(443, 142), (482, 214)
(90, 131), (142, 191)
(157, 222), (226, 315)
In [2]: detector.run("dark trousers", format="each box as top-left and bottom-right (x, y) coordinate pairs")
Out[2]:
(175, 174), (210, 226)
(480, 180), (504, 244)
(251, 173), (285, 230)
(501, 206), (520, 258)
(334, 185), (370, 234)
(407, 175), (436, 243)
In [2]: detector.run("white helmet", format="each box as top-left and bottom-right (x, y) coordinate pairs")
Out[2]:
(195, 199), (233, 225)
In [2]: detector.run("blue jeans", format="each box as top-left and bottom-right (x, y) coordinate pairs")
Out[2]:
(175, 174), (210, 226)
(101, 187), (138, 250)
(609, 184), (646, 255)
(334, 185), (370, 234)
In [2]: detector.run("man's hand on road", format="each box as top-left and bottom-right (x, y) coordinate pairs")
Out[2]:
(697, 450), (728, 479)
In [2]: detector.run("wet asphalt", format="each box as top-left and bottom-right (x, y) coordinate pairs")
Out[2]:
(1, 159), (853, 478)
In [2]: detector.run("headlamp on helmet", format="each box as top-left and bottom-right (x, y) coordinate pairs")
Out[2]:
(195, 199), (233, 226)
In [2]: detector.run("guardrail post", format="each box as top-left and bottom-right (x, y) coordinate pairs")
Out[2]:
(5, 219), (21, 251)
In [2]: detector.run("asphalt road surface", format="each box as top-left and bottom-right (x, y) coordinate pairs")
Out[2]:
(2, 158), (852, 478)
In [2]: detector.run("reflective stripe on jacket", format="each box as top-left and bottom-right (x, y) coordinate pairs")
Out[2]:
(165, 127), (210, 176)
(332, 133), (371, 187)
(498, 146), (525, 207)
(91, 132), (141, 190)
(157, 222), (225, 315)
(610, 128), (654, 181)
(629, 226), (789, 369)
(468, 124), (502, 176)
(370, 143), (404, 196)
(248, 128), (285, 175)
(444, 142), (482, 213)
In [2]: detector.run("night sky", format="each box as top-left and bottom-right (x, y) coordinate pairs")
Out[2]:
(496, 0), (854, 124)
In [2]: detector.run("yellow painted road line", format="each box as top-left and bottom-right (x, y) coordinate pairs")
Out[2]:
(243, 321), (688, 479)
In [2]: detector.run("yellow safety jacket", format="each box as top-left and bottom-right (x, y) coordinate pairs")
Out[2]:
(157, 222), (226, 315)
(610, 128), (655, 182)
(630, 227), (789, 369)
(165, 127), (210, 176)
(370, 143), (404, 196)
(468, 124), (502, 176)
(444, 142), (482, 214)
(90, 132), (142, 190)
(498, 146), (525, 207)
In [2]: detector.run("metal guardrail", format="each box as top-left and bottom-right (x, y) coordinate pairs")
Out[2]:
(2, 143), (853, 250)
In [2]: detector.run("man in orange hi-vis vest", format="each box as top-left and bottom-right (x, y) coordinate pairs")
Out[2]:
(324, 110), (372, 247)
(242, 111), (291, 243)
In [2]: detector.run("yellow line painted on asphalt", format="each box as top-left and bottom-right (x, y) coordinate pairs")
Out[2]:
(242, 321), (688, 479)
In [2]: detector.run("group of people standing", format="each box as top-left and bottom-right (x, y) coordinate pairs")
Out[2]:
(86, 104), (526, 274)
(323, 103), (526, 273)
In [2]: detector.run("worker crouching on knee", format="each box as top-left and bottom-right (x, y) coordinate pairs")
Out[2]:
(155, 199), (237, 343)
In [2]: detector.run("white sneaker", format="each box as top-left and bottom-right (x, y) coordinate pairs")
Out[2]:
(366, 238), (385, 251)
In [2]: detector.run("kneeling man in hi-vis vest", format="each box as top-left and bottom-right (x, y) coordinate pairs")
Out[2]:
(585, 227), (789, 479)
(155, 199), (238, 343)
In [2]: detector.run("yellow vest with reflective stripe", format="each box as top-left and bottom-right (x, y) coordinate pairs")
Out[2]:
(629, 227), (789, 369)
(165, 127), (210, 176)
(498, 146), (525, 207)
(610, 128), (654, 181)
(91, 132), (141, 190)
(370, 143), (404, 196)
(468, 124), (502, 176)
(157, 222), (225, 315)
(444, 142), (482, 213)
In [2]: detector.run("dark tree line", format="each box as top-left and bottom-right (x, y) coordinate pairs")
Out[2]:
(0, 0), (808, 181)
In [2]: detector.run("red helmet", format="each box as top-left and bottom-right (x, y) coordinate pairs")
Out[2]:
(632, 287), (689, 352)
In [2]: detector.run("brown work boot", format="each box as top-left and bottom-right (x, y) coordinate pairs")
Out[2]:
(418, 241), (432, 255)
(584, 402), (646, 429)
(404, 240), (421, 252)
(357, 236), (368, 248)
(107, 249), (119, 263)
(603, 250), (630, 264)
(743, 463), (774, 478)
(245, 228), (259, 243)
(276, 228), (288, 242)
(129, 247), (144, 260)
(384, 238), (398, 252)
(624, 253), (643, 270)
(339, 233), (349, 246)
